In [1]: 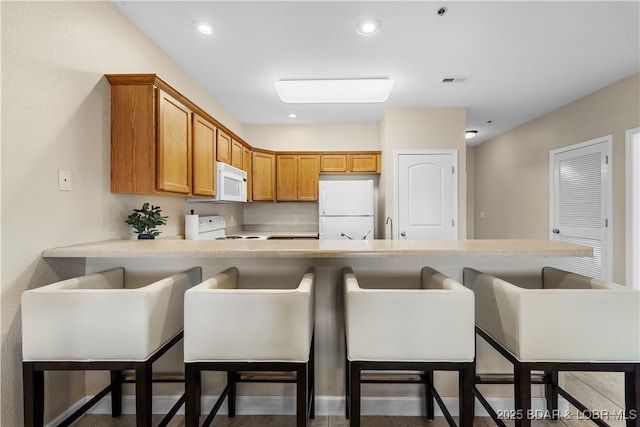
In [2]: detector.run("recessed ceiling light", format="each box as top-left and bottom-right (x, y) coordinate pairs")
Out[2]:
(288, 113), (297, 119)
(356, 19), (380, 36)
(274, 78), (394, 104)
(196, 23), (214, 35)
(465, 130), (478, 139)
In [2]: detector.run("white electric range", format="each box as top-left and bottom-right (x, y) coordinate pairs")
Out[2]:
(196, 216), (267, 240)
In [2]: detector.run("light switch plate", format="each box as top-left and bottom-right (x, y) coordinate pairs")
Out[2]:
(58, 170), (72, 191)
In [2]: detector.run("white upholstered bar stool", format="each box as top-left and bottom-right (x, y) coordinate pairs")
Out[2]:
(22, 266), (202, 427)
(343, 267), (476, 427)
(183, 267), (315, 427)
(463, 267), (640, 427)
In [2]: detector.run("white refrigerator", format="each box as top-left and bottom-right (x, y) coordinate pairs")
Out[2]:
(319, 179), (375, 240)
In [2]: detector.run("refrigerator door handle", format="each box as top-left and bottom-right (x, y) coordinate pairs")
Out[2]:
(321, 189), (326, 215)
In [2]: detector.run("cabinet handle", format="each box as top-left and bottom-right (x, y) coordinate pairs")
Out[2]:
(400, 231), (406, 237)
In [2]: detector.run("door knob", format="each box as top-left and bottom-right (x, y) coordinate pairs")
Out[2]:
(552, 229), (560, 234)
(400, 231), (406, 237)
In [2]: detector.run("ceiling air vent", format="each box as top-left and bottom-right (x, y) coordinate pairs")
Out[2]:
(440, 77), (466, 84)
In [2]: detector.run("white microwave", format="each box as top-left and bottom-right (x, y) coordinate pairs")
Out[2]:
(186, 163), (247, 203)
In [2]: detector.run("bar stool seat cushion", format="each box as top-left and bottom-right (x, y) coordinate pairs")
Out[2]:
(344, 267), (475, 362)
(22, 267), (200, 362)
(465, 267), (640, 363)
(184, 267), (314, 363)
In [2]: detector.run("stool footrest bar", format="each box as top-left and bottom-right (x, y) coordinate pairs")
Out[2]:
(475, 373), (546, 384)
(202, 383), (231, 427)
(473, 385), (507, 427)
(556, 386), (612, 427)
(429, 380), (456, 426)
(57, 383), (113, 427)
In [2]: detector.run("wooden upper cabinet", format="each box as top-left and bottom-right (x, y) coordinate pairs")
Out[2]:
(320, 154), (348, 173)
(107, 73), (197, 196)
(216, 130), (232, 164)
(277, 154), (319, 201)
(231, 139), (244, 169)
(192, 114), (217, 197)
(297, 155), (319, 201)
(349, 153), (381, 173)
(276, 155), (297, 201)
(243, 146), (252, 201)
(252, 151), (276, 201)
(320, 152), (381, 174)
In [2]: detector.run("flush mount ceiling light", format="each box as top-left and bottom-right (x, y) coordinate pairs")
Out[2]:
(356, 19), (380, 36)
(288, 113), (297, 119)
(274, 78), (394, 104)
(196, 23), (214, 35)
(465, 130), (478, 139)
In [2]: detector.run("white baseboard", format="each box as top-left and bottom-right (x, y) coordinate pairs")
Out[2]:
(46, 394), (568, 425)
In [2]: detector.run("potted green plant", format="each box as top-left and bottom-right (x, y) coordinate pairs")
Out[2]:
(125, 203), (168, 239)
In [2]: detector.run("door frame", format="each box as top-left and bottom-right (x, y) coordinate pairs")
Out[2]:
(626, 127), (640, 289)
(548, 135), (613, 281)
(393, 149), (458, 240)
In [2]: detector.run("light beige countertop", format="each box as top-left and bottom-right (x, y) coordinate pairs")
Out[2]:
(42, 238), (592, 259)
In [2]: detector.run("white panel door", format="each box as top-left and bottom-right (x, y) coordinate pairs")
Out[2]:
(550, 137), (612, 280)
(395, 151), (457, 240)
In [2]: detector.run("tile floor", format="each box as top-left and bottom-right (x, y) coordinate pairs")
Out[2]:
(71, 372), (628, 426)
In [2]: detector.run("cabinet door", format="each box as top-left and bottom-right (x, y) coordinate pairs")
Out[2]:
(297, 155), (319, 201)
(349, 153), (380, 173)
(277, 154), (297, 201)
(217, 130), (232, 164)
(243, 147), (252, 201)
(320, 154), (348, 172)
(157, 89), (191, 194)
(231, 139), (244, 169)
(253, 152), (276, 201)
(192, 115), (216, 196)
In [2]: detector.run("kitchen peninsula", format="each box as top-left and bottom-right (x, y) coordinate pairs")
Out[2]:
(42, 238), (591, 416)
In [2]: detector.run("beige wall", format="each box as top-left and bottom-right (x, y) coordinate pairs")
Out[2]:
(1, 2), (243, 424)
(378, 108), (467, 239)
(243, 124), (378, 152)
(466, 147), (475, 238)
(474, 73), (640, 284)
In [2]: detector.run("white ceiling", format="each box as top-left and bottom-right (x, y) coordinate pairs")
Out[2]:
(113, 1), (640, 145)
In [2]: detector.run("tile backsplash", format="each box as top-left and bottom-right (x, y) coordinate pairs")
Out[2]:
(243, 202), (319, 231)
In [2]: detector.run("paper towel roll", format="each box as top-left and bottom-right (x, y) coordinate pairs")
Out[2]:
(185, 214), (199, 240)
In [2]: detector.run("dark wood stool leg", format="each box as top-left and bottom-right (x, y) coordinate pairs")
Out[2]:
(296, 364), (308, 427)
(544, 370), (558, 419)
(134, 361), (153, 427)
(309, 337), (315, 419)
(345, 356), (350, 419)
(625, 364), (640, 427)
(349, 362), (361, 427)
(110, 370), (122, 417)
(185, 364), (201, 427)
(514, 363), (531, 427)
(425, 370), (435, 420)
(459, 363), (474, 427)
(23, 362), (44, 427)
(227, 371), (237, 417)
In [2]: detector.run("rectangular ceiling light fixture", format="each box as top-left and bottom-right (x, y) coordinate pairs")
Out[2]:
(274, 78), (394, 103)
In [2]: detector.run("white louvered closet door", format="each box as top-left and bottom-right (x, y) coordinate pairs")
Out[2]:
(551, 138), (611, 280)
